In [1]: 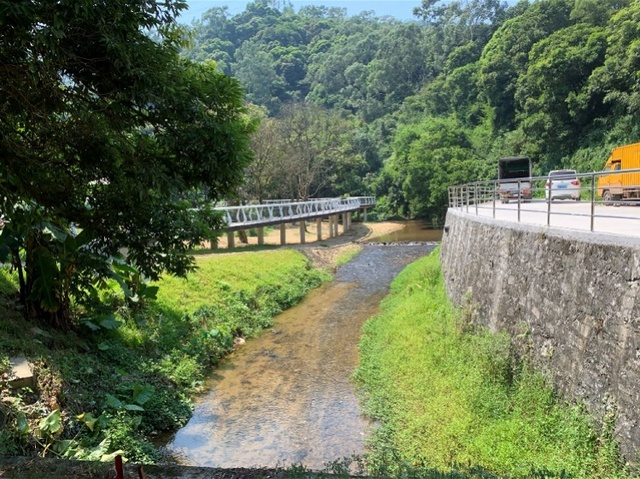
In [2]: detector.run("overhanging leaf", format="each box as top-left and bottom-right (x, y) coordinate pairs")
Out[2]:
(104, 394), (123, 410)
(41, 222), (68, 243)
(132, 384), (154, 406)
(98, 315), (121, 330)
(124, 404), (145, 412)
(76, 412), (98, 432)
(17, 412), (29, 435)
(38, 409), (62, 435)
(141, 285), (159, 300)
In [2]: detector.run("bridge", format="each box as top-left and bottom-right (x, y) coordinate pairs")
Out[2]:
(212, 196), (376, 248)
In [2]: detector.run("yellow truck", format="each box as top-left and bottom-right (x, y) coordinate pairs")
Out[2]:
(598, 142), (640, 201)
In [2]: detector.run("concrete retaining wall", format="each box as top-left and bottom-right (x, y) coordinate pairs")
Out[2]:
(441, 210), (640, 462)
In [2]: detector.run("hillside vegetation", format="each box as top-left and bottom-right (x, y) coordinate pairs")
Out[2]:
(187, 0), (640, 223)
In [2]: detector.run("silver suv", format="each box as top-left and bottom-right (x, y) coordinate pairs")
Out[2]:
(545, 169), (581, 201)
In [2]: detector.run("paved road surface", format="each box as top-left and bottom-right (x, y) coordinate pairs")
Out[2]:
(455, 199), (640, 239)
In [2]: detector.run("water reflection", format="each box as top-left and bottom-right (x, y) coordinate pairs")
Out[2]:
(368, 220), (443, 243)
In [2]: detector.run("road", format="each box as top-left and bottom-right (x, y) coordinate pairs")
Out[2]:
(456, 199), (640, 239)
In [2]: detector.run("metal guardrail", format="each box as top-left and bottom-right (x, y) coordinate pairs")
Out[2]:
(214, 196), (375, 228)
(448, 169), (640, 234)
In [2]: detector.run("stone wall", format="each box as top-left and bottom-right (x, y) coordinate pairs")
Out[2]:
(440, 210), (640, 463)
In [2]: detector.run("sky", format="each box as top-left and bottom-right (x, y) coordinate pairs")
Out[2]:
(179, 0), (423, 24)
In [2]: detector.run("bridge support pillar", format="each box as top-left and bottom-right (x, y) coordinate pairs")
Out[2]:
(334, 214), (340, 237)
(257, 227), (264, 245)
(347, 212), (352, 231)
(342, 213), (348, 233)
(211, 238), (218, 250)
(363, 207), (368, 222)
(227, 231), (235, 249)
(280, 223), (287, 245)
(299, 220), (306, 244)
(316, 218), (322, 241)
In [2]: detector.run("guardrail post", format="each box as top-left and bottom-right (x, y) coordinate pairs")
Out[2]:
(517, 180), (521, 222)
(546, 175), (551, 227)
(590, 172), (596, 232)
(492, 183), (496, 218)
(466, 186), (470, 213)
(475, 183), (479, 216)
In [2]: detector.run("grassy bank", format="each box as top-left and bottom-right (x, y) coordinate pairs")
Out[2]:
(354, 249), (629, 479)
(0, 250), (329, 463)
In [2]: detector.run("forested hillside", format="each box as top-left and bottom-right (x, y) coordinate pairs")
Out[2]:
(186, 0), (640, 224)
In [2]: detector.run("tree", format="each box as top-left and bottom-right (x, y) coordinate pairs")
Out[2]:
(479, 0), (573, 131)
(515, 24), (608, 165)
(275, 102), (358, 200)
(242, 112), (285, 203)
(378, 117), (486, 222)
(589, 1), (640, 119)
(232, 40), (282, 112)
(0, 0), (253, 328)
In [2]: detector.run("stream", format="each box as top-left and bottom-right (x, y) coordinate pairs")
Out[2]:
(162, 223), (440, 470)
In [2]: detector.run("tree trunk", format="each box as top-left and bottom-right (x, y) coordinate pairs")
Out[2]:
(24, 232), (72, 330)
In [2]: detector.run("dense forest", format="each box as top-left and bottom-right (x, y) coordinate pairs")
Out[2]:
(184, 0), (640, 224)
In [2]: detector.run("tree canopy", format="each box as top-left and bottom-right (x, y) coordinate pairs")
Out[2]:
(0, 0), (253, 327)
(183, 0), (640, 222)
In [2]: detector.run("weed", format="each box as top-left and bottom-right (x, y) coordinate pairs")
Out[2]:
(355, 248), (631, 479)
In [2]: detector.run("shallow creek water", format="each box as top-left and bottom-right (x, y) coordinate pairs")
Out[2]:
(163, 225), (439, 470)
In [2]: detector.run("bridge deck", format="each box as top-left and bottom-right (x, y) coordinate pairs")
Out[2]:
(215, 197), (375, 232)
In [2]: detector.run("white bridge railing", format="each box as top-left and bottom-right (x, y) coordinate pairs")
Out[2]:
(214, 196), (375, 229)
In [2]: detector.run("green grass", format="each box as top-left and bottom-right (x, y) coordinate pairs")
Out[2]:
(155, 249), (323, 313)
(335, 245), (363, 268)
(0, 249), (329, 463)
(354, 248), (630, 479)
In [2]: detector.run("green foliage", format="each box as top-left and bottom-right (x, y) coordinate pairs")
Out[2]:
(355, 249), (630, 478)
(183, 0), (640, 221)
(376, 117), (491, 223)
(515, 24), (608, 166)
(0, 249), (327, 462)
(479, 0), (574, 132)
(0, 0), (253, 327)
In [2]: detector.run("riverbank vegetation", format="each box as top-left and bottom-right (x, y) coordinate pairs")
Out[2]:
(354, 249), (629, 479)
(0, 250), (328, 462)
